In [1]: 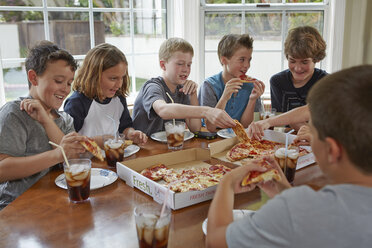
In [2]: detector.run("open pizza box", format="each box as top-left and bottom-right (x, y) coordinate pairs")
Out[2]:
(209, 129), (316, 170)
(116, 148), (232, 210)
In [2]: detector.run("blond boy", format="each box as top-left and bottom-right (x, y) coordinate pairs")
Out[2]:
(133, 38), (235, 135)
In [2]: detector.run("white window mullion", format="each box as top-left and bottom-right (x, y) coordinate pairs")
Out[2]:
(129, 0), (136, 95)
(89, 0), (95, 48)
(0, 50), (5, 107)
(42, 0), (50, 40)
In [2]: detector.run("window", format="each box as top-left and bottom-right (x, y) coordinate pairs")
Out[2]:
(0, 0), (167, 105)
(200, 0), (329, 96)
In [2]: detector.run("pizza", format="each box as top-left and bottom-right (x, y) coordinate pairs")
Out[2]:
(239, 74), (256, 83)
(140, 164), (232, 193)
(241, 169), (280, 186)
(226, 138), (282, 162)
(232, 119), (249, 143)
(80, 138), (104, 161)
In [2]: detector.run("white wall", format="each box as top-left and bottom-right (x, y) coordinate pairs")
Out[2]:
(0, 24), (20, 61)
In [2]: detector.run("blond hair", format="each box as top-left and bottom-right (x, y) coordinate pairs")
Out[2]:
(218, 34), (254, 65)
(73, 43), (130, 101)
(158, 38), (194, 62)
(284, 26), (326, 62)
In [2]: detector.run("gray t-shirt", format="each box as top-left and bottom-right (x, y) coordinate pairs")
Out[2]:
(0, 97), (75, 210)
(132, 77), (190, 136)
(226, 184), (372, 248)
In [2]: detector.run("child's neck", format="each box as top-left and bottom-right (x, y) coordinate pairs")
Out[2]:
(222, 70), (234, 84)
(162, 75), (177, 93)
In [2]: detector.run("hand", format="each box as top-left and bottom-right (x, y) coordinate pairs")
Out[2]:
(255, 156), (291, 198)
(247, 120), (271, 140)
(126, 129), (148, 145)
(204, 108), (236, 129)
(59, 132), (87, 160)
(221, 78), (243, 100)
(222, 162), (267, 194)
(249, 80), (265, 101)
(180, 80), (198, 96)
(293, 124), (311, 146)
(20, 98), (50, 124)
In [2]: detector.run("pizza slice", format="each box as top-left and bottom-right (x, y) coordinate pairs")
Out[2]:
(80, 138), (104, 161)
(226, 142), (258, 161)
(140, 163), (170, 181)
(239, 74), (256, 83)
(241, 169), (280, 186)
(232, 119), (250, 143)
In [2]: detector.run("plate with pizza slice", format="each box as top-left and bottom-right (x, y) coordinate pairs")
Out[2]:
(202, 209), (255, 235)
(151, 130), (194, 143)
(217, 128), (249, 139)
(55, 168), (118, 190)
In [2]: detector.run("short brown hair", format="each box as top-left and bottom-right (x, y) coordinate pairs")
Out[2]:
(158, 38), (194, 62)
(284, 26), (326, 62)
(218, 34), (253, 64)
(25, 41), (77, 89)
(307, 65), (372, 173)
(73, 43), (130, 101)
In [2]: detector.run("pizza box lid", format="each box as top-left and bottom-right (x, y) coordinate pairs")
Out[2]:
(209, 129), (315, 169)
(116, 148), (230, 210)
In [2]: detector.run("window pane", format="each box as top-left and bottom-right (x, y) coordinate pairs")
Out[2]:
(133, 0), (166, 9)
(132, 54), (161, 91)
(134, 11), (166, 53)
(2, 63), (28, 102)
(46, 0), (88, 7)
(48, 12), (91, 55)
(0, 0), (42, 6)
(287, 0), (323, 3)
(205, 12), (242, 44)
(94, 11), (131, 54)
(0, 11), (45, 59)
(205, 0), (242, 3)
(286, 11), (324, 34)
(94, 0), (129, 8)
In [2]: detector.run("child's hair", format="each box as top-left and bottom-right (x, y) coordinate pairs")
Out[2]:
(284, 26), (326, 62)
(25, 40), (78, 89)
(158, 38), (194, 62)
(308, 65), (372, 173)
(73, 43), (130, 101)
(218, 34), (254, 65)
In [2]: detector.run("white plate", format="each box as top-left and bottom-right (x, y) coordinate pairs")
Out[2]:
(217, 128), (250, 139)
(202, 209), (255, 235)
(124, 144), (140, 157)
(150, 130), (194, 143)
(55, 168), (118, 190)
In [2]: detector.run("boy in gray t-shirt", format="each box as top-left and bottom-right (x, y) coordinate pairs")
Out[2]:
(0, 41), (87, 210)
(206, 65), (372, 248)
(132, 38), (235, 136)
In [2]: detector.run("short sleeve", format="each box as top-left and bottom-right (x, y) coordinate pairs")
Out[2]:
(198, 81), (218, 108)
(64, 92), (91, 132)
(141, 83), (166, 120)
(57, 112), (75, 134)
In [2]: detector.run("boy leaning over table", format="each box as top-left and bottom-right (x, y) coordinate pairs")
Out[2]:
(132, 37), (235, 136)
(206, 65), (372, 248)
(198, 34), (265, 131)
(0, 41), (87, 210)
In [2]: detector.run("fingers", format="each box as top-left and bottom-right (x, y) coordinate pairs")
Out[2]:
(247, 122), (265, 140)
(180, 80), (198, 95)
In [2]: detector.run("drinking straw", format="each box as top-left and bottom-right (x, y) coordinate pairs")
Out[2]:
(165, 92), (176, 126)
(49, 141), (70, 168)
(106, 115), (118, 141)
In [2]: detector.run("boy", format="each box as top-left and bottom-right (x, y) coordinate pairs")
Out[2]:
(270, 26), (327, 114)
(198, 34), (265, 130)
(0, 41), (87, 210)
(132, 38), (235, 136)
(206, 65), (372, 248)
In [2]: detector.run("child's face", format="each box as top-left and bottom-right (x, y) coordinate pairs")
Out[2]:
(288, 56), (316, 84)
(100, 62), (127, 99)
(32, 60), (74, 110)
(222, 47), (252, 79)
(161, 51), (193, 85)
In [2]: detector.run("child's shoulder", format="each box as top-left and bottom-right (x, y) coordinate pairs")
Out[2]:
(141, 76), (167, 91)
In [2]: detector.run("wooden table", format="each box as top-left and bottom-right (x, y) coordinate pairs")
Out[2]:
(0, 137), (327, 248)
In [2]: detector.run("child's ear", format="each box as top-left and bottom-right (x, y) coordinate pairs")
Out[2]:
(159, 60), (166, 71)
(220, 56), (228, 65)
(325, 137), (342, 164)
(27, 70), (38, 87)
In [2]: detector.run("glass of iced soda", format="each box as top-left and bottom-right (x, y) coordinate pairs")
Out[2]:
(103, 134), (125, 168)
(63, 158), (91, 203)
(164, 121), (185, 150)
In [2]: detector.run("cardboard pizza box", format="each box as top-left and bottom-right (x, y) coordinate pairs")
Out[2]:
(209, 129), (315, 169)
(116, 148), (231, 210)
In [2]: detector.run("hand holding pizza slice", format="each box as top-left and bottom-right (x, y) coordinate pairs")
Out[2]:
(80, 138), (104, 161)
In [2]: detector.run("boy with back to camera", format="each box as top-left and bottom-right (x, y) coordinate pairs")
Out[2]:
(198, 34), (265, 131)
(0, 41), (87, 210)
(206, 65), (372, 248)
(132, 37), (235, 136)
